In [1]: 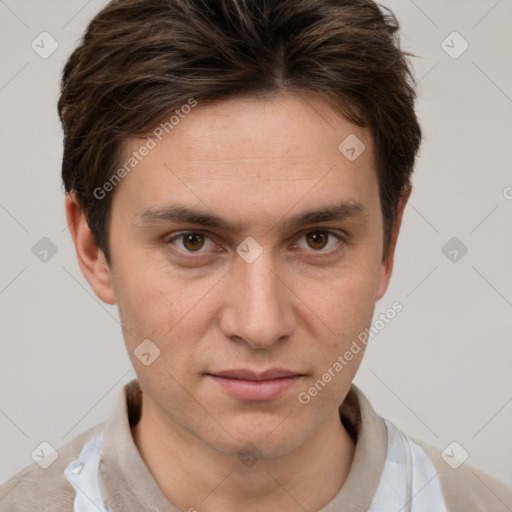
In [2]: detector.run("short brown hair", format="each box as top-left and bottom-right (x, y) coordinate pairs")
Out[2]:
(58, 0), (421, 264)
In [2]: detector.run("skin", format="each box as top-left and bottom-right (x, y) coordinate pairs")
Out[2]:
(66, 91), (409, 512)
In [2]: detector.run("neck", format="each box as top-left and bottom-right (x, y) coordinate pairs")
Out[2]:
(131, 395), (356, 512)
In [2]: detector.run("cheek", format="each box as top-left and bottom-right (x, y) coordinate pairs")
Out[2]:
(300, 260), (382, 389)
(310, 258), (382, 330)
(112, 255), (219, 355)
(304, 273), (379, 396)
(110, 257), (180, 345)
(113, 267), (205, 391)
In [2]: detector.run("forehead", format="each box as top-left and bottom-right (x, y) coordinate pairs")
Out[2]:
(113, 92), (378, 219)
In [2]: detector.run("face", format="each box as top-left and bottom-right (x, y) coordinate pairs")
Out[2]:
(102, 92), (394, 459)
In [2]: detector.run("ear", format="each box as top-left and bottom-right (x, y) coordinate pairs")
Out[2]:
(375, 185), (412, 301)
(65, 192), (116, 305)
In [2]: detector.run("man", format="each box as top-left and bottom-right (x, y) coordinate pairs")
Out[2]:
(1, 0), (511, 510)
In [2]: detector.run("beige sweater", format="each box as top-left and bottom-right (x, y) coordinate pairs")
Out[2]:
(1, 379), (511, 511)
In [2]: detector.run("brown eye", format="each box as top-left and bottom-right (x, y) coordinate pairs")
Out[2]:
(182, 233), (205, 251)
(306, 231), (329, 250)
(293, 229), (344, 256)
(167, 231), (216, 254)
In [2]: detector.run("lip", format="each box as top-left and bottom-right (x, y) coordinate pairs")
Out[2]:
(210, 368), (302, 381)
(207, 368), (305, 401)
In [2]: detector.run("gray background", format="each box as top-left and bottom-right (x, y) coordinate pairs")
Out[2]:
(1, 0), (511, 491)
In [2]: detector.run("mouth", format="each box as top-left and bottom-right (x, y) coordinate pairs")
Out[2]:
(206, 368), (305, 401)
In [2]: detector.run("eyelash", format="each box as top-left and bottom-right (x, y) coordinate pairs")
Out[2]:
(165, 229), (346, 259)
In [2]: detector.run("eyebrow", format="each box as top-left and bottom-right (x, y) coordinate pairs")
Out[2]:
(136, 200), (366, 233)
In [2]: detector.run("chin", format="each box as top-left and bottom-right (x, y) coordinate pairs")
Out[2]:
(202, 421), (306, 461)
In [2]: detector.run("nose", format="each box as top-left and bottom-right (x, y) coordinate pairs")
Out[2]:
(218, 251), (296, 350)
